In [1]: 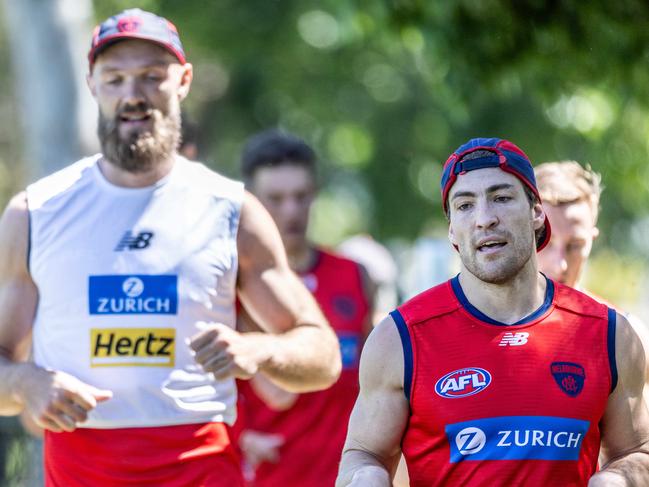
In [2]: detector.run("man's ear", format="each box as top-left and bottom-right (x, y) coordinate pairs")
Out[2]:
(592, 226), (600, 240)
(177, 63), (193, 101)
(532, 201), (545, 231)
(87, 72), (97, 98)
(448, 223), (457, 247)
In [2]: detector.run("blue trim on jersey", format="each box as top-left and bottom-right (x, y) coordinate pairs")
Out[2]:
(607, 307), (618, 393)
(451, 274), (554, 326)
(391, 309), (413, 401)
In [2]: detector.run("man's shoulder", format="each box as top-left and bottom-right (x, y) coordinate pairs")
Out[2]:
(553, 281), (610, 319)
(26, 155), (99, 210)
(316, 247), (362, 271)
(176, 157), (244, 202)
(396, 280), (458, 326)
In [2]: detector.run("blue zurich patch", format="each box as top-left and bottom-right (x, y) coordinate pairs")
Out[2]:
(338, 333), (360, 369)
(551, 362), (586, 397)
(435, 367), (492, 399)
(332, 295), (358, 319)
(88, 275), (178, 315)
(446, 415), (590, 463)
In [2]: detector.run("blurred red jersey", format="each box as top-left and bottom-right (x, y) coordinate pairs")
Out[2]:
(239, 249), (370, 487)
(393, 275), (615, 487)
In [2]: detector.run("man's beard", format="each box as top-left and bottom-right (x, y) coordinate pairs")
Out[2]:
(98, 102), (181, 173)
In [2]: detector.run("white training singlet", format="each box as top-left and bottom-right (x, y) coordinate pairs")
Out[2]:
(27, 154), (243, 428)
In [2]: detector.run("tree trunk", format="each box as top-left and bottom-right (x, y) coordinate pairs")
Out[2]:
(1, 0), (98, 178)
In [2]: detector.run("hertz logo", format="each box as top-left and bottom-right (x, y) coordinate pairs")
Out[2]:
(90, 328), (175, 367)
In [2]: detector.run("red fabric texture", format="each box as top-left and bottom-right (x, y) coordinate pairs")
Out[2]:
(238, 249), (370, 487)
(45, 422), (244, 486)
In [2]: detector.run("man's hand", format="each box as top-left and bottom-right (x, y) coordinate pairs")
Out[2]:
(239, 430), (285, 467)
(189, 323), (268, 380)
(16, 365), (112, 433)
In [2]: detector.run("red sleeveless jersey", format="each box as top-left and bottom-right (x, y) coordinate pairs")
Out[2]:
(394, 275), (615, 487)
(239, 249), (370, 487)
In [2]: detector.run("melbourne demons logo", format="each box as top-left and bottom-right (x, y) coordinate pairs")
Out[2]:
(551, 362), (585, 397)
(435, 367), (492, 399)
(117, 17), (142, 33)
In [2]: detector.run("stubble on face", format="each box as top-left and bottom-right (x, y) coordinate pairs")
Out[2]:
(98, 101), (181, 173)
(458, 227), (535, 285)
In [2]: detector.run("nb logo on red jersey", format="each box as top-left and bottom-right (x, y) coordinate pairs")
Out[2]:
(498, 332), (529, 346)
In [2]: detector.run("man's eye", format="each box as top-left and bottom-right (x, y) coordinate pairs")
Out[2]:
(457, 203), (472, 211)
(495, 196), (511, 202)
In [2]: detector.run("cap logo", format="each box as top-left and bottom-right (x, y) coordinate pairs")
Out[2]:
(117, 17), (141, 33)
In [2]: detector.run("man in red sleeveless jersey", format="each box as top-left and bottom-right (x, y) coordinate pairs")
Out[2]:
(336, 138), (649, 486)
(535, 160), (649, 403)
(236, 130), (374, 487)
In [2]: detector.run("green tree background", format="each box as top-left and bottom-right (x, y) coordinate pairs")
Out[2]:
(3, 0), (649, 306)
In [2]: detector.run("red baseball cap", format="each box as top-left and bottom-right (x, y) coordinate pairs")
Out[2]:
(88, 9), (186, 68)
(440, 137), (551, 251)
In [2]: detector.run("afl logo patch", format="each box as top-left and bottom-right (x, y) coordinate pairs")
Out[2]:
(435, 367), (492, 399)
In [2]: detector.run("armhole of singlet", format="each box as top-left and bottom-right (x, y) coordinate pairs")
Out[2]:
(390, 309), (413, 402)
(607, 307), (618, 394)
(26, 198), (31, 272)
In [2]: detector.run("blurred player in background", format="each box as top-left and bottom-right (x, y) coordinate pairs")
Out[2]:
(536, 160), (649, 401)
(236, 129), (374, 487)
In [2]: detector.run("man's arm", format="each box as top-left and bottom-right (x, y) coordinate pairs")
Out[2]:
(0, 193), (111, 431)
(590, 312), (649, 486)
(235, 305), (298, 410)
(625, 312), (649, 404)
(190, 192), (341, 392)
(336, 314), (409, 487)
(0, 193), (37, 415)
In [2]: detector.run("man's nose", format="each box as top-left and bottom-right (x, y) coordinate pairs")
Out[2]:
(121, 78), (146, 106)
(475, 201), (499, 229)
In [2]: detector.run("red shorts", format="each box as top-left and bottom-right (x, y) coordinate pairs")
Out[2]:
(45, 422), (244, 487)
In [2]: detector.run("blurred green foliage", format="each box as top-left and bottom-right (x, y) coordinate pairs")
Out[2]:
(71, 2), (649, 257)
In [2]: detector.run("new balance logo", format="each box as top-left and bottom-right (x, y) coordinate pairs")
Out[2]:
(115, 231), (154, 251)
(498, 332), (529, 346)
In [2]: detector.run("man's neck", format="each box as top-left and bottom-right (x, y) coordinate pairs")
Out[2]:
(458, 262), (547, 325)
(98, 155), (176, 188)
(287, 245), (317, 274)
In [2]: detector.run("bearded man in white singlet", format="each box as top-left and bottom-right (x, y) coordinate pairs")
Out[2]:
(0, 9), (341, 487)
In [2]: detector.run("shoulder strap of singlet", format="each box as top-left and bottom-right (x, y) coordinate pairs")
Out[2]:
(390, 309), (413, 401)
(607, 307), (618, 394)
